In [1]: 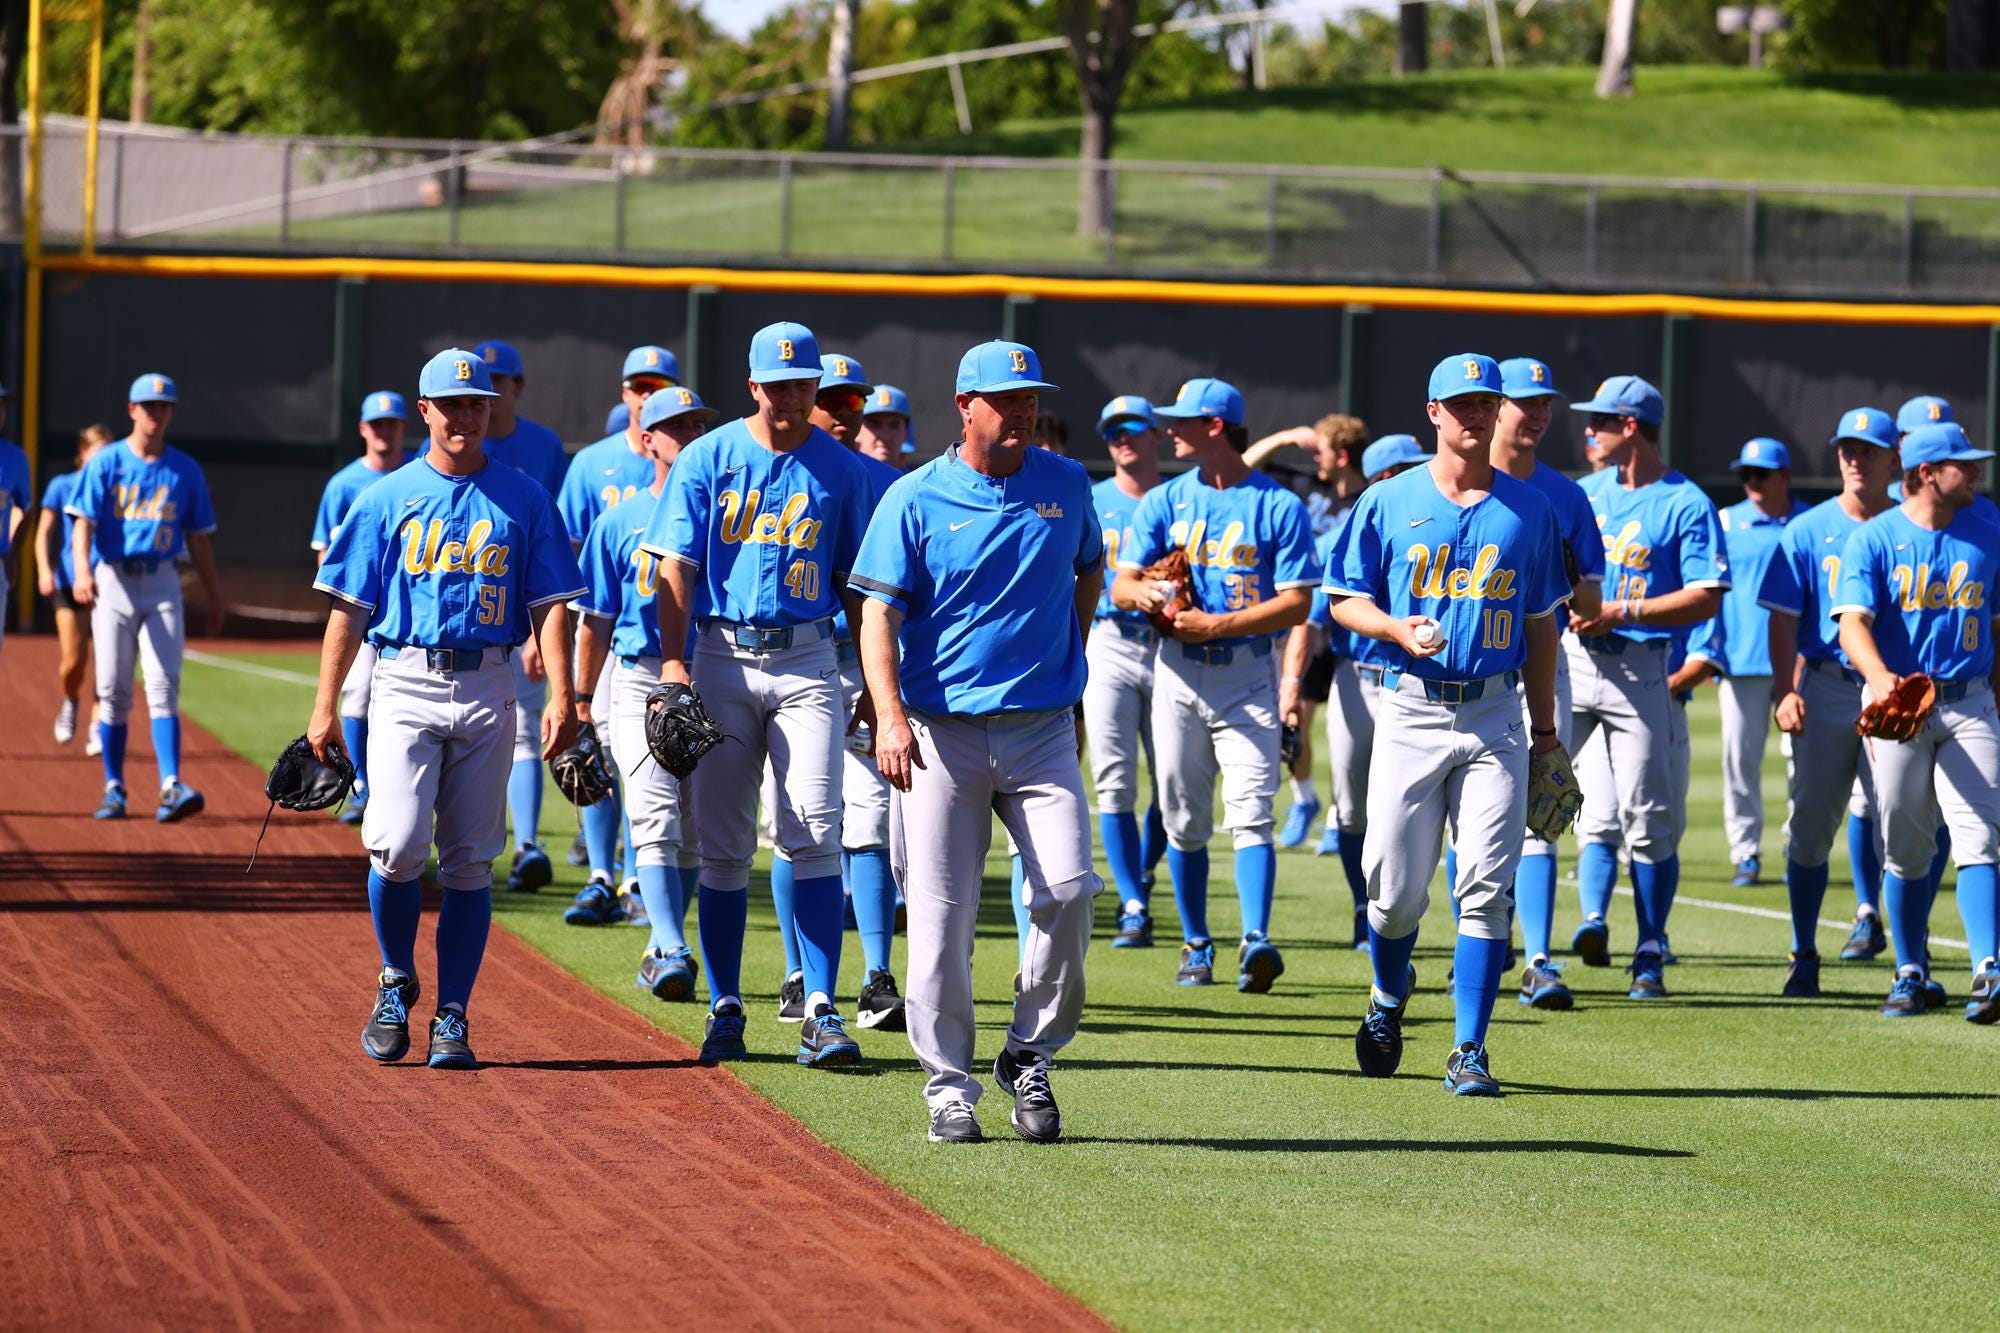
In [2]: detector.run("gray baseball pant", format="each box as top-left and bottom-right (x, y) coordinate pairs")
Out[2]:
(1867, 682), (2000, 881)
(363, 647), (514, 890)
(1325, 659), (1381, 837)
(91, 562), (184, 721)
(1783, 661), (1879, 868)
(1081, 626), (1159, 816)
(1152, 646), (1282, 851)
(1718, 674), (1774, 863)
(1568, 640), (1677, 863)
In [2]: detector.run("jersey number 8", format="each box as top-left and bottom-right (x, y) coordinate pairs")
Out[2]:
(785, 558), (820, 601)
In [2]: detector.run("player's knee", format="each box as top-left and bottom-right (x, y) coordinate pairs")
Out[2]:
(699, 857), (752, 891)
(369, 846), (430, 884)
(1455, 888), (1511, 940)
(1231, 826), (1274, 850)
(1093, 785), (1137, 815)
(634, 844), (673, 869)
(1369, 894), (1425, 940)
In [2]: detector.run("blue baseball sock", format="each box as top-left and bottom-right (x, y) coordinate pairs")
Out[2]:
(1514, 852), (1557, 961)
(1630, 856), (1678, 948)
(367, 870), (422, 977)
(697, 883), (748, 1006)
(1578, 841), (1618, 921)
(1011, 853), (1031, 961)
(791, 872), (846, 1005)
(847, 848), (895, 975)
(769, 856), (802, 975)
(1445, 846), (1459, 912)
(1882, 871), (1930, 972)
(1453, 933), (1509, 1047)
(506, 757), (541, 848)
(1337, 832), (1367, 909)
(99, 720), (127, 786)
(340, 717), (369, 794)
(637, 865), (687, 954)
(1167, 846), (1210, 942)
(582, 790), (622, 878)
(1142, 804), (1168, 875)
(621, 807), (636, 875)
(1955, 863), (1999, 967)
(678, 867), (698, 931)
(1100, 812), (1144, 905)
(1848, 814), (1882, 914)
(434, 886), (492, 1013)
(1786, 858), (1831, 954)
(1235, 843), (1276, 938)
(1368, 923), (1417, 1004)
(149, 715), (182, 785)
(1929, 825), (1951, 892)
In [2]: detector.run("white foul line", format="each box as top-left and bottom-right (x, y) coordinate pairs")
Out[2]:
(1616, 886), (1968, 952)
(184, 649), (319, 688)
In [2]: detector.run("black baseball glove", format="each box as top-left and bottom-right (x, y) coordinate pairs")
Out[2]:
(550, 722), (616, 807)
(1279, 722), (1303, 769)
(247, 736), (356, 870)
(645, 682), (724, 779)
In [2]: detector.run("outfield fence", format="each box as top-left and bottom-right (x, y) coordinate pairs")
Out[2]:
(10, 120), (2000, 300)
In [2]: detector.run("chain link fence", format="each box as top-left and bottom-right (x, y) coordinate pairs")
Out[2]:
(10, 119), (2000, 298)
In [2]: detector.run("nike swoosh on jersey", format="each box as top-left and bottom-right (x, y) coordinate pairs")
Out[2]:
(1895, 543), (1910, 551)
(949, 519), (975, 532)
(403, 498), (422, 507)
(1408, 516), (1432, 527)
(1176, 502), (1190, 510)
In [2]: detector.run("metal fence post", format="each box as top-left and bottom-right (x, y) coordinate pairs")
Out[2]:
(612, 153), (627, 255)
(686, 285), (721, 396)
(778, 156), (794, 258)
(1742, 186), (1757, 286)
(1583, 185), (1598, 281)
(1902, 193), (1916, 291)
(1338, 304), (1374, 422)
(108, 130), (124, 241)
(1002, 292), (1037, 344)
(446, 141), (463, 249)
(941, 161), (957, 262)
(1265, 168), (1280, 269)
(331, 277), (368, 456)
(1104, 165), (1119, 266)
(279, 138), (295, 244)
(1426, 167), (1443, 275)
(1660, 312), (1695, 468)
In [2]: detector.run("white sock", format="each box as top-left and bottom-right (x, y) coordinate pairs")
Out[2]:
(1123, 897), (1146, 916)
(806, 989), (832, 1015)
(1370, 986), (1402, 1010)
(1856, 904), (1878, 919)
(713, 993), (742, 1012)
(1291, 777), (1317, 804)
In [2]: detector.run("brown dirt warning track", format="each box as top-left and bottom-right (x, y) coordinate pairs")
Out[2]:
(0, 636), (1103, 1331)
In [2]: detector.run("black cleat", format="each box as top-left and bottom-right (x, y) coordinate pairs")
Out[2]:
(993, 1048), (1062, 1143)
(362, 970), (419, 1062)
(927, 1099), (983, 1143)
(1782, 951), (1821, 998)
(426, 1009), (477, 1070)
(855, 968), (907, 1031)
(1354, 997), (1405, 1078)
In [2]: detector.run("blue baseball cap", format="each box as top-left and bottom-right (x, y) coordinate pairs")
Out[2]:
(640, 385), (719, 431)
(1098, 394), (1158, 430)
(128, 372), (178, 404)
(1831, 406), (1896, 451)
(1498, 357), (1562, 400)
(1157, 377), (1245, 426)
(956, 341), (1057, 395)
(1427, 354), (1503, 403)
(865, 384), (912, 418)
(1361, 434), (1427, 481)
(622, 345), (680, 383)
(1730, 438), (1790, 471)
(1897, 395), (1953, 434)
(1900, 422), (1993, 470)
(361, 390), (407, 423)
(1571, 374), (1664, 427)
(472, 340), (523, 378)
(605, 402), (631, 434)
(818, 353), (871, 394)
(748, 322), (823, 384)
(418, 348), (500, 399)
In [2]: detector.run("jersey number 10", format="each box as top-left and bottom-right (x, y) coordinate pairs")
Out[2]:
(1481, 608), (1513, 650)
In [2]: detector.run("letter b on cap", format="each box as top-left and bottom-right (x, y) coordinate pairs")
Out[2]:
(777, 339), (795, 362)
(831, 358), (849, 378)
(1010, 350), (1028, 374)
(1463, 360), (1482, 381)
(454, 359), (472, 382)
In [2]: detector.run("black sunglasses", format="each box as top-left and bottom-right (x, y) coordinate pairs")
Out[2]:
(1738, 467), (1773, 482)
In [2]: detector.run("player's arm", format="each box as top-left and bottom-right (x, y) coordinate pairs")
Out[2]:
(184, 530), (226, 636)
(1073, 567), (1101, 647)
(1110, 566), (1170, 615)
(308, 601), (366, 761)
(841, 584), (878, 735)
(654, 556), (697, 688)
(1524, 610), (1560, 752)
(1172, 586), (1310, 644)
(69, 516), (96, 606)
(1835, 611), (1898, 702)
(1768, 612), (1805, 733)
(1241, 425), (1318, 469)
(574, 609), (610, 727)
(1279, 622), (1316, 724)
(531, 600), (578, 759)
(33, 506), (58, 597)
(1327, 594), (1442, 659)
(859, 597), (922, 791)
(1668, 657), (1718, 693)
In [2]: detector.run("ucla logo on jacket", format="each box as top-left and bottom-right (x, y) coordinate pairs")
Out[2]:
(1601, 519), (1653, 572)
(1893, 561), (1986, 611)
(1406, 543), (1518, 600)
(718, 488), (822, 549)
(1170, 519), (1257, 569)
(400, 517), (512, 575)
(115, 484), (177, 521)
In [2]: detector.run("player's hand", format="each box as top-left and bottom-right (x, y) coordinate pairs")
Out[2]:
(1774, 689), (1806, 734)
(1530, 730), (1562, 756)
(540, 699), (578, 760)
(1278, 679), (1301, 724)
(205, 601), (227, 637)
(1392, 615), (1444, 658)
(307, 702), (341, 763)
(520, 633), (545, 683)
(1569, 608), (1612, 637)
(36, 568), (54, 598)
(575, 697), (594, 727)
(659, 658), (691, 688)
(72, 570), (96, 608)
(1127, 579), (1169, 615)
(875, 715), (925, 792)
(1171, 608), (1224, 642)
(1863, 671), (1901, 712)
(848, 689), (877, 739)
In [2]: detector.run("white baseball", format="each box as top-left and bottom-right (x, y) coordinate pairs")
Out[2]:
(1414, 620), (1439, 647)
(1154, 580), (1179, 602)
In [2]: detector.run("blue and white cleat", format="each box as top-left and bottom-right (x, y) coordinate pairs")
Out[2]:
(1840, 913), (1887, 962)
(637, 946), (698, 1002)
(362, 970), (419, 1062)
(1782, 951), (1822, 998)
(1237, 932), (1285, 993)
(1572, 916), (1610, 968)
(620, 881), (649, 928)
(1921, 974), (1947, 1011)
(1881, 971), (1926, 1018)
(797, 1005), (862, 1068)
(426, 1010), (477, 1070)
(699, 1002), (748, 1065)
(1278, 796), (1321, 849)
(1965, 966), (2000, 1024)
(1111, 907), (1154, 949)
(94, 782), (128, 821)
(1627, 950), (1667, 999)
(1317, 824), (1341, 857)
(155, 780), (204, 824)
(1443, 1041), (1501, 1097)
(1354, 998), (1404, 1078)
(563, 877), (624, 926)
(1176, 938), (1215, 986)
(507, 842), (553, 893)
(1731, 856), (1761, 888)
(1517, 959), (1574, 1010)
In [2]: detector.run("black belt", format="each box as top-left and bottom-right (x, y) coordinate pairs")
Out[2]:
(836, 639), (859, 667)
(1937, 678), (1987, 703)
(1581, 635), (1665, 656)
(1382, 668), (1519, 704)
(1179, 638), (1273, 666)
(114, 557), (166, 575)
(1806, 658), (1864, 687)
(378, 643), (511, 671)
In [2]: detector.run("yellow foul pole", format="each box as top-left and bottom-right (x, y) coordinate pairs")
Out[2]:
(18, 0), (45, 628)
(81, 0), (104, 260)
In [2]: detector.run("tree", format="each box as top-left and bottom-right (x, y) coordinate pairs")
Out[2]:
(1054, 0), (1197, 240)
(0, 0), (24, 236)
(1397, 0), (1428, 74)
(824, 0), (861, 147)
(1597, 0), (1638, 94)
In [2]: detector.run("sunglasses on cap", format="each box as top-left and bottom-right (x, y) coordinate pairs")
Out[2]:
(817, 389), (867, 414)
(1102, 421), (1150, 443)
(625, 375), (676, 394)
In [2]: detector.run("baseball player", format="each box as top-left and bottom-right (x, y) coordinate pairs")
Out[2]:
(36, 425), (112, 745)
(1112, 378), (1316, 993)
(0, 384), (28, 661)
(641, 321), (878, 1069)
(554, 345), (678, 918)
(1897, 396), (2000, 527)
(311, 392), (414, 826)
(469, 339), (573, 896)
(1281, 434), (1428, 949)
(850, 338), (1102, 1144)
(1759, 408), (1900, 995)
(857, 384), (912, 469)
(311, 347), (584, 1070)
(1834, 421), (2000, 1022)
(1563, 376), (1728, 998)
(66, 374), (226, 822)
(1326, 353), (1569, 1096)
(1085, 394), (1170, 947)
(574, 386), (718, 1000)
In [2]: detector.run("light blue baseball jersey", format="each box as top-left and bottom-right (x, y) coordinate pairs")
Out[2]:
(558, 430), (656, 544)
(1694, 496), (1808, 676)
(1325, 465), (1569, 682)
(831, 450), (904, 641)
(1888, 481), (2000, 527)
(1590, 471), (1730, 645)
(66, 438), (217, 564)
(1832, 506), (2000, 682)
(1523, 461), (1608, 591)
(573, 488), (694, 663)
(39, 471), (80, 586)
(314, 455), (584, 651)
(312, 453), (415, 552)
(1119, 469), (1317, 650)
(1307, 516), (1389, 668)
(0, 439), (29, 558)
(1092, 475), (1154, 625)
(483, 416), (568, 497)
(640, 420), (874, 628)
(850, 445), (1102, 716)
(1758, 498), (1875, 666)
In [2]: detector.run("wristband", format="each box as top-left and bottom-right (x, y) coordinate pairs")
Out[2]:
(575, 692), (593, 703)
(1281, 675), (1303, 685)
(1532, 726), (1557, 737)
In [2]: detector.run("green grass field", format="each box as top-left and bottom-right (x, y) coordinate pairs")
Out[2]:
(180, 645), (1996, 1329)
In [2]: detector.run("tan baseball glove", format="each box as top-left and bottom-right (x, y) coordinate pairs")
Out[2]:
(1139, 549), (1199, 636)
(1855, 674), (1936, 742)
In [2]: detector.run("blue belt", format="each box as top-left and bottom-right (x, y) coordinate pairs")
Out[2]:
(1179, 638), (1272, 666)
(1805, 657), (1863, 687)
(1382, 668), (1519, 704)
(702, 618), (832, 652)
(115, 557), (165, 575)
(1353, 662), (1388, 682)
(1097, 618), (1159, 646)
(1937, 678), (1987, 704)
(1581, 634), (1666, 656)
(379, 643), (510, 672)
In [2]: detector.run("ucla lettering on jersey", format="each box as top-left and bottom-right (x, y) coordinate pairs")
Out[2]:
(1092, 475), (1149, 624)
(65, 438), (217, 564)
(313, 453), (414, 552)
(1757, 498), (1869, 665)
(575, 488), (691, 662)
(560, 428), (663, 544)
(1832, 507), (2000, 681)
(1589, 470), (1729, 643)
(1119, 469), (1317, 646)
